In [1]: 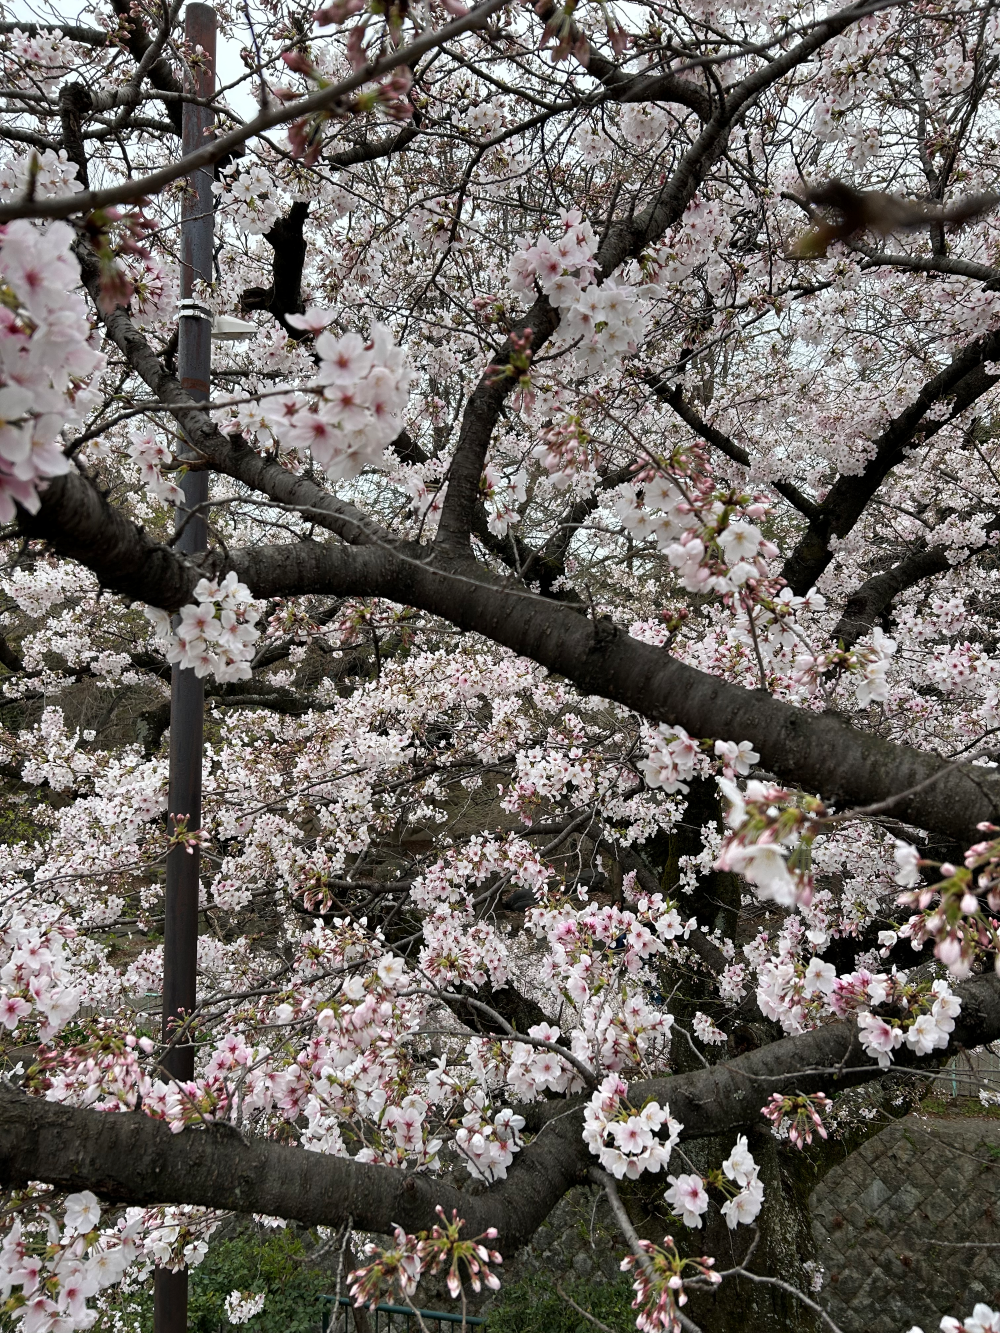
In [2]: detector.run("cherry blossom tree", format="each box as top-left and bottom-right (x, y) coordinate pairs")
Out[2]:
(3, 0), (1000, 1330)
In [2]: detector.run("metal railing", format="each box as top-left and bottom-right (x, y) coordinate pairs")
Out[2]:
(322, 1295), (485, 1332)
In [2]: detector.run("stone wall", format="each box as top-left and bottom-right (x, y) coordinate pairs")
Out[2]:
(811, 1114), (1000, 1333)
(495, 1187), (624, 1292)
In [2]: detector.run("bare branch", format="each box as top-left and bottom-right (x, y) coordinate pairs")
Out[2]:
(0, 0), (508, 223)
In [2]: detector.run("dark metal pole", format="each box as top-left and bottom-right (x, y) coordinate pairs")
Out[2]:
(155, 7), (215, 1332)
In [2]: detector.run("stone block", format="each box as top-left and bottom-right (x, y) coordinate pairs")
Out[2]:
(571, 1251), (593, 1278)
(828, 1263), (864, 1302)
(884, 1182), (923, 1219)
(808, 1115), (1000, 1333)
(858, 1178), (892, 1214)
(920, 1188), (960, 1225)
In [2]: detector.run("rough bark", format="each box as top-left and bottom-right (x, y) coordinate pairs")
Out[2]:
(240, 202), (310, 337)
(58, 84), (92, 188)
(676, 1127), (822, 1333)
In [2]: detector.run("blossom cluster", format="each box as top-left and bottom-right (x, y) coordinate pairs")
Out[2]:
(507, 209), (649, 375)
(711, 780), (971, 1067)
(0, 220), (104, 523)
(0, 149), (83, 203)
(348, 1208), (502, 1309)
(855, 978), (960, 1067)
(612, 474), (779, 596)
(717, 1135), (765, 1229)
(531, 414), (599, 492)
(143, 573), (262, 683)
(1, 28), (80, 91)
(127, 430), (184, 507)
(583, 1075), (681, 1179)
(607, 463), (900, 708)
(621, 1235), (720, 1333)
(0, 1196), (133, 1333)
(637, 724), (703, 795)
(452, 1093), (525, 1182)
(715, 777), (814, 907)
(754, 945), (961, 1065)
(691, 1010), (727, 1045)
(0, 1193), (217, 1333)
(908, 1305), (1000, 1333)
(896, 826), (1000, 978)
(479, 462), (527, 537)
(265, 318), (413, 480)
(224, 1290), (266, 1324)
(762, 1092), (832, 1149)
(0, 909), (81, 1042)
(663, 1135), (764, 1231)
(213, 162), (283, 236)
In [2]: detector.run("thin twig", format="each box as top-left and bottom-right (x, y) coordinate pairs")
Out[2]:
(590, 1168), (703, 1333)
(716, 1267), (846, 1333)
(553, 1282), (617, 1333)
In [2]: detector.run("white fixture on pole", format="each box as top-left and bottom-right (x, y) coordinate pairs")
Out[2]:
(212, 313), (258, 340)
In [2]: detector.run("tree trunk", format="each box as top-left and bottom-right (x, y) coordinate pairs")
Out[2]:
(662, 1078), (930, 1331)
(623, 1126), (820, 1333)
(683, 1128), (821, 1333)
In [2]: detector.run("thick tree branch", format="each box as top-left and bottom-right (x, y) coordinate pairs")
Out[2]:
(532, 2), (713, 122)
(19, 458), (1000, 844)
(326, 121), (421, 170)
(0, 1080), (585, 1253)
(833, 511), (1000, 647)
(109, 0), (184, 136)
(651, 380), (819, 518)
(0, 21), (110, 44)
(853, 242), (1000, 286)
(17, 469), (204, 610)
(59, 83), (92, 188)
(4, 972), (999, 1246)
(0, 127), (58, 152)
(240, 202), (310, 336)
(782, 330), (1000, 594)
(834, 545), (953, 648)
(0, 632), (23, 674)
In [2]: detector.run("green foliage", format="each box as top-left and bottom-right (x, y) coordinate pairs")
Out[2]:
(0, 783), (46, 848)
(485, 1273), (637, 1333)
(126, 1225), (333, 1333)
